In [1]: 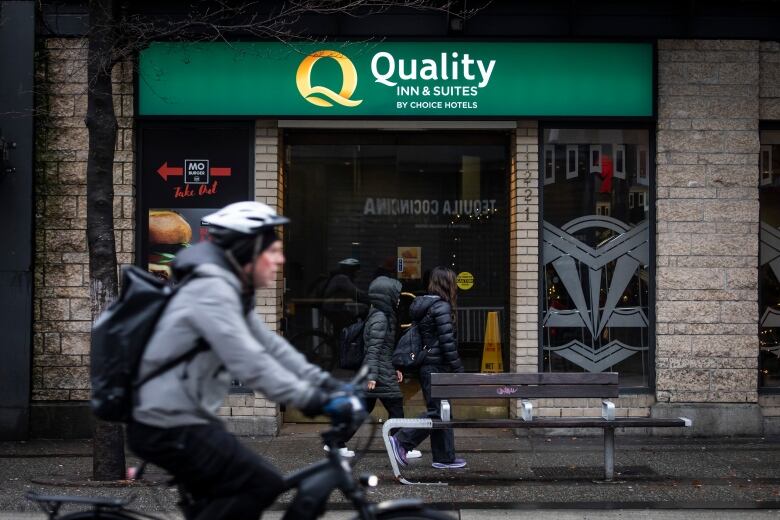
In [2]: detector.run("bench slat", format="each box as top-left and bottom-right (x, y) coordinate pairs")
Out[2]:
(431, 384), (619, 399)
(431, 372), (618, 385)
(423, 418), (689, 429)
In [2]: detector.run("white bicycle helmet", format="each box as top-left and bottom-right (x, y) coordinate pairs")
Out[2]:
(203, 201), (290, 266)
(203, 201), (289, 235)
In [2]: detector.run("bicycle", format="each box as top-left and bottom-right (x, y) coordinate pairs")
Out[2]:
(27, 367), (451, 520)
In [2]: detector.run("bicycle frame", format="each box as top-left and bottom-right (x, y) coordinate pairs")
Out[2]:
(282, 445), (432, 520)
(283, 449), (371, 520)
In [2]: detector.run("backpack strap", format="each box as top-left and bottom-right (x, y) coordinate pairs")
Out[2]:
(134, 339), (210, 388)
(133, 271), (206, 390)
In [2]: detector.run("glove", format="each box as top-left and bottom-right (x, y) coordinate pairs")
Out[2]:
(300, 389), (330, 418)
(323, 393), (367, 429)
(299, 387), (364, 421)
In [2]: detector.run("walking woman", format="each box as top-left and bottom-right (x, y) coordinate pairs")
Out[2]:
(334, 275), (421, 458)
(389, 266), (466, 469)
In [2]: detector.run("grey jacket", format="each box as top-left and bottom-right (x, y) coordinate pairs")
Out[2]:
(133, 242), (330, 428)
(362, 276), (402, 399)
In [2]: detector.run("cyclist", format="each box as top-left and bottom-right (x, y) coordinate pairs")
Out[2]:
(127, 201), (362, 520)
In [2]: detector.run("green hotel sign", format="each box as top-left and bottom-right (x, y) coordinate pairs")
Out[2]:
(139, 42), (653, 117)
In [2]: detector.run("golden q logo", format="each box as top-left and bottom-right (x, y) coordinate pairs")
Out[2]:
(296, 50), (363, 108)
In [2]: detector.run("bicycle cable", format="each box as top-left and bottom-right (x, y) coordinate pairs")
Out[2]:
(349, 417), (379, 466)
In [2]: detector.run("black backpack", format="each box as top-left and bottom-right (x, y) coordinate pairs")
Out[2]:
(90, 266), (206, 423)
(392, 322), (429, 369)
(338, 317), (366, 370)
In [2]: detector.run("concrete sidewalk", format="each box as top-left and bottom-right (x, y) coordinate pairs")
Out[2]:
(1, 425), (779, 518)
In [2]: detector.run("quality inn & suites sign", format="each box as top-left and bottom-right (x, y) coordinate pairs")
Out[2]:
(139, 42), (653, 117)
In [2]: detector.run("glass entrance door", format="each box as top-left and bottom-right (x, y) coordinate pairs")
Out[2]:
(282, 131), (509, 375)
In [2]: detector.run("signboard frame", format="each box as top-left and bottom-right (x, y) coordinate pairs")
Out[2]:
(138, 41), (655, 119)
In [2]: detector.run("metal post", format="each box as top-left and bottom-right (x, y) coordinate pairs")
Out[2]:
(604, 427), (615, 481)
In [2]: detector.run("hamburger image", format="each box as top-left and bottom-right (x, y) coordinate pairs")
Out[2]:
(148, 209), (192, 279)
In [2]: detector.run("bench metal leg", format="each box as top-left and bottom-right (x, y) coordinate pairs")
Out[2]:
(603, 427), (615, 481)
(382, 419), (446, 486)
(441, 400), (451, 422)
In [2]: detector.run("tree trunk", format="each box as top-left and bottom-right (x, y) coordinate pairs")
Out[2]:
(86, 0), (125, 481)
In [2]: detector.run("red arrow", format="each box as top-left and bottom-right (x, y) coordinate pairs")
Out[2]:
(211, 167), (232, 177)
(157, 162), (183, 181)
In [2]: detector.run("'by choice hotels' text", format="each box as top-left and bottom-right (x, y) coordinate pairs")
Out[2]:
(370, 51), (496, 110)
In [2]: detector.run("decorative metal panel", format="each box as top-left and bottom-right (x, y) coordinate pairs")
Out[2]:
(542, 216), (649, 374)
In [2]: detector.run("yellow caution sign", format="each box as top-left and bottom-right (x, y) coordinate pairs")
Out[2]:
(456, 271), (474, 290)
(480, 311), (503, 373)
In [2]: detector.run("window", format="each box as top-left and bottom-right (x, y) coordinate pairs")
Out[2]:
(759, 128), (780, 389)
(544, 145), (556, 185)
(283, 132), (509, 373)
(542, 128), (652, 389)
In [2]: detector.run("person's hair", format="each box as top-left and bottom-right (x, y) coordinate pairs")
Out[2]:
(427, 266), (457, 309)
(226, 229), (278, 266)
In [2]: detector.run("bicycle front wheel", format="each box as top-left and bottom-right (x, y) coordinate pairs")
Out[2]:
(373, 509), (456, 520)
(288, 330), (338, 371)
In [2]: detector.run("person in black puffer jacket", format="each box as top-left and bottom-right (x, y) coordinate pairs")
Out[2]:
(389, 266), (466, 470)
(338, 276), (408, 455)
(362, 276), (404, 415)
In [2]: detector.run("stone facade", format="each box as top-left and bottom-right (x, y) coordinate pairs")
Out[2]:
(656, 40), (760, 405)
(33, 38), (134, 432)
(653, 40), (762, 434)
(760, 41), (780, 120)
(30, 38), (780, 437)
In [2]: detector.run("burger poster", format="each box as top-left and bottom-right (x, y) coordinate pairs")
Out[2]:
(138, 121), (253, 277)
(148, 208), (217, 279)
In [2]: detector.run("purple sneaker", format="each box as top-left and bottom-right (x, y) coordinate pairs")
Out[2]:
(432, 458), (466, 469)
(388, 435), (408, 467)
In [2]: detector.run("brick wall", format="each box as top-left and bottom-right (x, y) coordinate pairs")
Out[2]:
(656, 40), (760, 404)
(218, 121), (282, 435)
(34, 39), (134, 403)
(509, 122), (539, 417)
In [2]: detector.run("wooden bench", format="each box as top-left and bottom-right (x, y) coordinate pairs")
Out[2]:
(382, 372), (692, 484)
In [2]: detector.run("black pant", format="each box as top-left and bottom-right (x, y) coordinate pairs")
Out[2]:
(364, 395), (404, 419)
(395, 364), (456, 463)
(127, 421), (284, 520)
(342, 395), (404, 446)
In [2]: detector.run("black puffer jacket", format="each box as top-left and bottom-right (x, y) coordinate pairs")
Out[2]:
(362, 276), (402, 398)
(409, 295), (464, 372)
